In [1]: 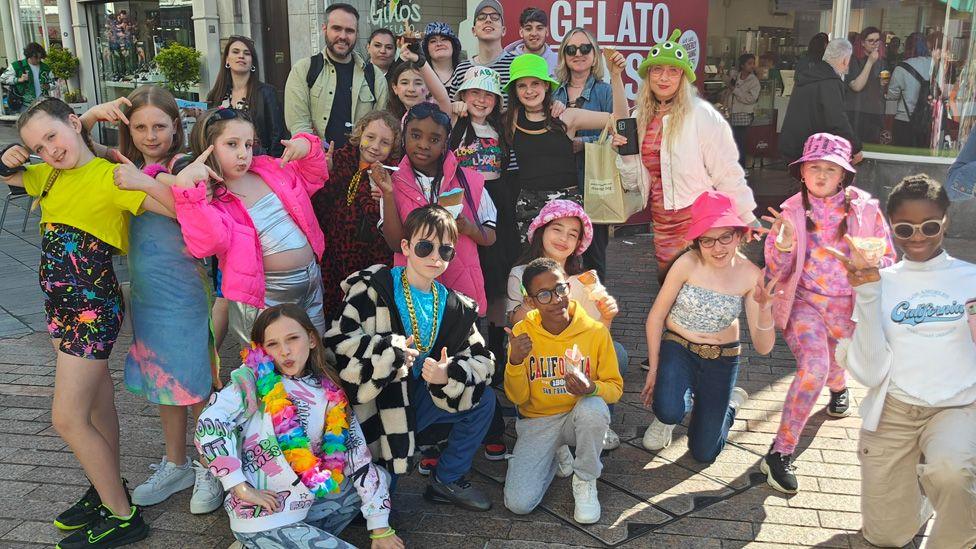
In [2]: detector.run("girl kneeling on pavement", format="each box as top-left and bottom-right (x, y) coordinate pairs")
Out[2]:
(836, 175), (976, 549)
(195, 304), (402, 548)
(641, 191), (776, 463)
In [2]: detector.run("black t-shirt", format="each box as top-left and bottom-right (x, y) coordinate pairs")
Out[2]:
(845, 56), (886, 115)
(326, 59), (355, 147)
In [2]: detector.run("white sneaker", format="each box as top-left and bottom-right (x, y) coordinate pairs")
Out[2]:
(571, 474), (601, 524)
(190, 460), (224, 514)
(555, 445), (574, 478)
(131, 457), (195, 506)
(729, 387), (749, 411)
(642, 418), (675, 451)
(602, 428), (620, 451)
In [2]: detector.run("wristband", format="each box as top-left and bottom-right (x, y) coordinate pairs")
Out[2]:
(588, 383), (599, 396)
(369, 527), (396, 540)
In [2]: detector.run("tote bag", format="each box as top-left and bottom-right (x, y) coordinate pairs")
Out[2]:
(584, 120), (646, 223)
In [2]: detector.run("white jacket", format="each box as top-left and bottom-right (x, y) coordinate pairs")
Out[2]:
(618, 98), (758, 223)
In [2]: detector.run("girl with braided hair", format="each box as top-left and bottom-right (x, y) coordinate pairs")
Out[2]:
(760, 133), (895, 494)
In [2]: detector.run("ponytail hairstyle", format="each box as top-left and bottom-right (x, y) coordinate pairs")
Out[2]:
(250, 304), (341, 387)
(504, 81), (567, 142)
(17, 97), (96, 155)
(403, 103), (484, 233)
(120, 85), (184, 166)
(800, 179), (852, 239)
(189, 107), (256, 199)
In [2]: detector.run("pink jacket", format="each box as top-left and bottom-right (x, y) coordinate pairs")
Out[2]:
(172, 133), (328, 308)
(391, 151), (488, 315)
(764, 186), (895, 329)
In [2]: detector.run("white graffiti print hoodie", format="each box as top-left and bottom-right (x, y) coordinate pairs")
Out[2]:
(195, 364), (391, 534)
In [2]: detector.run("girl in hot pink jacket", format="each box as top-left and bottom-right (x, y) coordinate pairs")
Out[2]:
(389, 103), (497, 315)
(170, 108), (329, 342)
(760, 133), (895, 495)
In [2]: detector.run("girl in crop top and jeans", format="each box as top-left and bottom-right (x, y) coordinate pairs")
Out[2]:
(640, 191), (777, 464)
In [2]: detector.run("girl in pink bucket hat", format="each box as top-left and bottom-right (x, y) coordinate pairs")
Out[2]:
(506, 199), (629, 452)
(640, 190), (777, 463)
(759, 132), (895, 494)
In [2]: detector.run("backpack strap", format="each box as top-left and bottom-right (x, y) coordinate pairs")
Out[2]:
(364, 62), (376, 98)
(306, 52), (325, 89)
(897, 61), (928, 86)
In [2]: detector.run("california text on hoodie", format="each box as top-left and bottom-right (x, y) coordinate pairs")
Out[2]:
(778, 60), (862, 160)
(505, 301), (622, 418)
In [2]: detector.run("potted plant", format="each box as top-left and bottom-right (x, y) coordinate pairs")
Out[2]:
(155, 42), (201, 99)
(46, 45), (89, 113)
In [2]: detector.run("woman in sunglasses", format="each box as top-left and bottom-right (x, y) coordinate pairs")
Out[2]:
(835, 175), (976, 549)
(640, 191), (775, 465)
(552, 28), (614, 279)
(324, 205), (497, 513)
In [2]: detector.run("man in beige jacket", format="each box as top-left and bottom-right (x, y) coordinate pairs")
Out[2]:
(284, 3), (388, 148)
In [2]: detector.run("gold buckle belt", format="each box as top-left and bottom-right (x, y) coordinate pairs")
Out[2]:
(663, 332), (740, 360)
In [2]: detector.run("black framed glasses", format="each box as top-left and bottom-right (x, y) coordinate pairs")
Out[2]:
(891, 218), (946, 239)
(697, 230), (737, 248)
(528, 282), (570, 304)
(564, 44), (594, 56)
(476, 12), (502, 23)
(414, 240), (456, 261)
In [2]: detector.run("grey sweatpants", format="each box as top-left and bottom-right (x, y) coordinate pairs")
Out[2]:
(504, 396), (610, 515)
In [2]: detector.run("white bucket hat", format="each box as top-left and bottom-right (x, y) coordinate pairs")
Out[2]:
(454, 66), (503, 100)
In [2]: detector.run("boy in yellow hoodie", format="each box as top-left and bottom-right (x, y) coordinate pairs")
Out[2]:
(502, 258), (623, 524)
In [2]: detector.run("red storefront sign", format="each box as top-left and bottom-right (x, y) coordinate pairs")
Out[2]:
(501, 0), (710, 100)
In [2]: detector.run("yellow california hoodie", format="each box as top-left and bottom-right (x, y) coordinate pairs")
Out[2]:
(505, 301), (623, 418)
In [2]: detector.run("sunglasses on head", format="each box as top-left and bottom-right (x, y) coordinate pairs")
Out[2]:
(564, 44), (594, 56)
(405, 103), (451, 127)
(528, 282), (570, 304)
(204, 108), (243, 130)
(413, 239), (456, 261)
(891, 217), (946, 239)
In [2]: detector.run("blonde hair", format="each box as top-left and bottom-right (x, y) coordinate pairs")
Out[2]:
(349, 109), (401, 152)
(635, 72), (697, 148)
(555, 28), (605, 84)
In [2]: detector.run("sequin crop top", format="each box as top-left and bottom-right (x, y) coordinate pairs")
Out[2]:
(668, 284), (743, 333)
(247, 192), (309, 256)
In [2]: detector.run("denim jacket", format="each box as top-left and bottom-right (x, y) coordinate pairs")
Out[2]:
(553, 75), (614, 188)
(947, 125), (976, 201)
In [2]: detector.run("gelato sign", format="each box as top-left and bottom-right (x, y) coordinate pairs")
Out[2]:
(368, 0), (422, 35)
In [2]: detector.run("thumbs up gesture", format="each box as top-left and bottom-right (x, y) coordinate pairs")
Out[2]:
(421, 347), (450, 385)
(112, 150), (153, 191)
(505, 327), (533, 365)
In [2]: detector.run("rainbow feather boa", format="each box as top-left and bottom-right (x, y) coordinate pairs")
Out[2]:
(243, 346), (349, 496)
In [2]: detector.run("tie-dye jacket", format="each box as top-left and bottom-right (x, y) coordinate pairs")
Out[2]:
(195, 364), (391, 534)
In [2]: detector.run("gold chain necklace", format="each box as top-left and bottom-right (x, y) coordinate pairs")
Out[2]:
(401, 269), (440, 354)
(345, 169), (365, 205)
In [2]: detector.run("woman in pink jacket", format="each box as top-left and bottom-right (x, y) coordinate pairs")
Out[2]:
(169, 108), (329, 344)
(760, 133), (895, 494)
(388, 103), (497, 315)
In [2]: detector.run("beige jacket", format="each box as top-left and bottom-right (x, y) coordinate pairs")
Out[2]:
(283, 49), (388, 141)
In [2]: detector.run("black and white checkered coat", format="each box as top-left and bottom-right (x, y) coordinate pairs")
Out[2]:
(323, 265), (494, 474)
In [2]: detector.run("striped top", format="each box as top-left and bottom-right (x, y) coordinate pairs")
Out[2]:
(447, 51), (517, 110)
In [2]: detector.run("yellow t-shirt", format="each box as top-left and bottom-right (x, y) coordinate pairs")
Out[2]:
(23, 157), (146, 254)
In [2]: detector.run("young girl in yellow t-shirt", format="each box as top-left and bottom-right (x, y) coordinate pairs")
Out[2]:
(0, 97), (173, 549)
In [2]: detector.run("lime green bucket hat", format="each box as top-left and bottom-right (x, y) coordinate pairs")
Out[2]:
(503, 54), (560, 93)
(638, 29), (697, 83)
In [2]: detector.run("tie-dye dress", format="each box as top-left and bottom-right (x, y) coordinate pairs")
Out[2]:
(641, 115), (694, 272)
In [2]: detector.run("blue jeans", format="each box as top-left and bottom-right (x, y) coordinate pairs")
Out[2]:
(652, 339), (739, 463)
(413, 381), (496, 484)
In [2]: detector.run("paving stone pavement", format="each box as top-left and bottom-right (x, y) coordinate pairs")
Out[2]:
(2, 203), (975, 547)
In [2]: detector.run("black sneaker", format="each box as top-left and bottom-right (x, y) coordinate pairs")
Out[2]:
(761, 449), (798, 494)
(56, 505), (149, 549)
(424, 475), (492, 511)
(827, 388), (852, 418)
(54, 480), (131, 531)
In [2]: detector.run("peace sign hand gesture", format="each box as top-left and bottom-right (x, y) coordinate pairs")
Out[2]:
(422, 347), (450, 385)
(825, 235), (881, 287)
(761, 207), (795, 250)
(751, 271), (780, 311)
(174, 145), (223, 188)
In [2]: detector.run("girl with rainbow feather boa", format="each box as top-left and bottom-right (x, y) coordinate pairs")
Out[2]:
(195, 304), (402, 548)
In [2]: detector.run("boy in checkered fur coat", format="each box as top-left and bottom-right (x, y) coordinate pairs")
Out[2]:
(323, 205), (496, 511)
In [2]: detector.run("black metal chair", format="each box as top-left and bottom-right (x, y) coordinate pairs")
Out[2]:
(1, 184), (32, 232)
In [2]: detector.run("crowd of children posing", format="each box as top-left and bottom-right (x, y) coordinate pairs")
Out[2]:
(0, 39), (973, 549)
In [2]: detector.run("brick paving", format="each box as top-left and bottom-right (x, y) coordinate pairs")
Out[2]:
(2, 134), (974, 546)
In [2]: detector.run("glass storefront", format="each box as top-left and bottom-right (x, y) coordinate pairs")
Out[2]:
(88, 1), (194, 105)
(18, 0), (62, 50)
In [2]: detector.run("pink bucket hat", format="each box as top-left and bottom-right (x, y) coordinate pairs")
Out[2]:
(685, 191), (748, 241)
(789, 133), (857, 181)
(526, 200), (594, 254)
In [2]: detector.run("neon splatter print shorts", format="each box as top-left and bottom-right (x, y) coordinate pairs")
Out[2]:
(39, 224), (124, 360)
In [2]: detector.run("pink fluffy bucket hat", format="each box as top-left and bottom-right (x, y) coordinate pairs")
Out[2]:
(789, 133), (857, 182)
(526, 200), (594, 254)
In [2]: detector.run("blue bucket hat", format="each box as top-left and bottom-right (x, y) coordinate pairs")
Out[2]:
(422, 22), (462, 67)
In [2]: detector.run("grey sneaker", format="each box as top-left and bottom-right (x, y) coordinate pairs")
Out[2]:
(132, 457), (195, 506)
(425, 475), (492, 511)
(827, 388), (852, 418)
(190, 461), (224, 514)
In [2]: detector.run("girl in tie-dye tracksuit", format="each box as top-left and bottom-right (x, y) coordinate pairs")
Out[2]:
(761, 133), (895, 494)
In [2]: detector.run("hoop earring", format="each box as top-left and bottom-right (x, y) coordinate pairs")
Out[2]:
(250, 66), (256, 72)
(225, 63), (230, 69)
